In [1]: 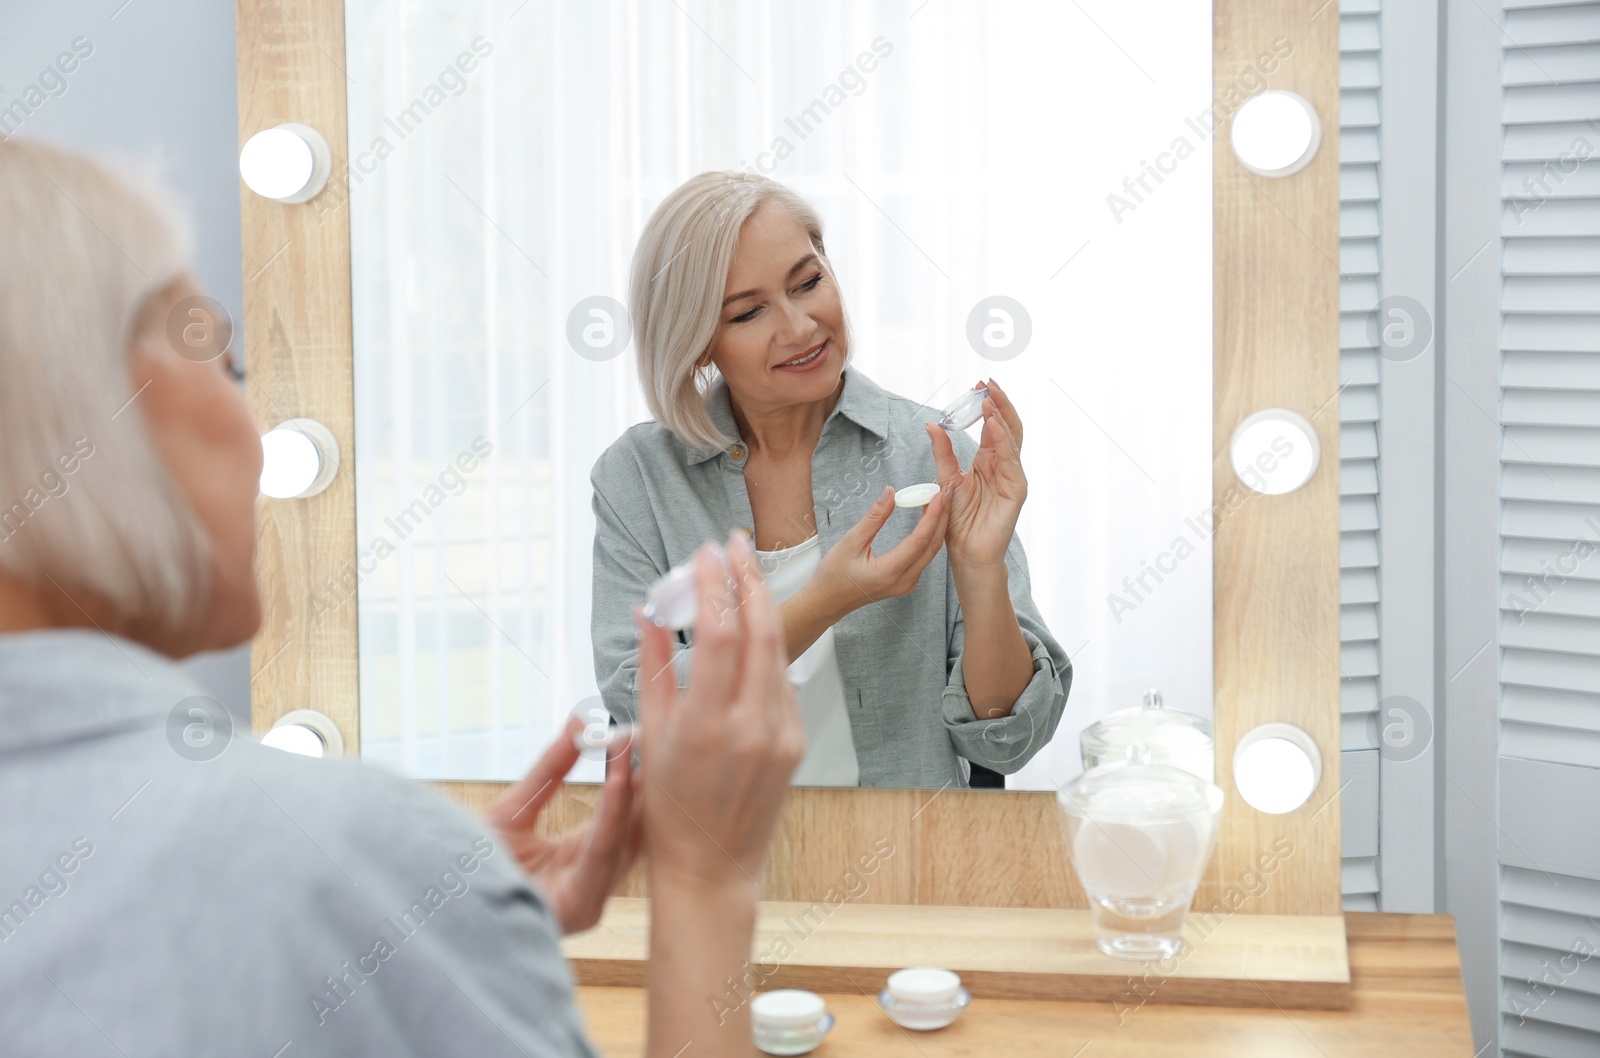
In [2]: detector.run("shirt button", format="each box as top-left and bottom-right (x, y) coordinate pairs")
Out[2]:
(729, 443), (746, 461)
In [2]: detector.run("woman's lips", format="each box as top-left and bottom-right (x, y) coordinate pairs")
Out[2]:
(774, 340), (830, 372)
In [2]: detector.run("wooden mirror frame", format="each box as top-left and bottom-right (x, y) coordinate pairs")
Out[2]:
(239, 0), (1340, 918)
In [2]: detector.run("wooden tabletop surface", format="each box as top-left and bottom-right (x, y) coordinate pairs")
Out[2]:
(575, 912), (1475, 1057)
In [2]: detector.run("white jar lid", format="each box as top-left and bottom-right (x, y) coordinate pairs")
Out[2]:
(886, 967), (962, 1005)
(893, 482), (941, 508)
(751, 989), (826, 1029)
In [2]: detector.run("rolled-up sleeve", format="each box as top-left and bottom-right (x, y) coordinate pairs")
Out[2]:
(938, 531), (1073, 776)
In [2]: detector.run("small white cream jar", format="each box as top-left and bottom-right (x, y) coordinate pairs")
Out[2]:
(751, 989), (835, 1055)
(876, 967), (971, 1030)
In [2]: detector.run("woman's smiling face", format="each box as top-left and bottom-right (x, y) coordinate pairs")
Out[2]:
(705, 199), (848, 410)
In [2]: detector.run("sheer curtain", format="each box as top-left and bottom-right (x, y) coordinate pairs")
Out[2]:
(346, 0), (1212, 787)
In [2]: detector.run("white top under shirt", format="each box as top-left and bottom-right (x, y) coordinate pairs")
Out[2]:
(755, 534), (860, 787)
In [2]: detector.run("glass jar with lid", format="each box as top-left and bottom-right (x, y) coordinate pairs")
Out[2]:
(1079, 689), (1214, 782)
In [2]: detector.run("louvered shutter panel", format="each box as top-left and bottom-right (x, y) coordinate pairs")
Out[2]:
(1496, 2), (1600, 1055)
(1339, 0), (1384, 912)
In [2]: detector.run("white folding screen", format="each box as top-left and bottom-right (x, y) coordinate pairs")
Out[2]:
(1493, 2), (1600, 1054)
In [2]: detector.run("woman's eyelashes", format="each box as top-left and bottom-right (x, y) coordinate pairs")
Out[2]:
(727, 273), (825, 325)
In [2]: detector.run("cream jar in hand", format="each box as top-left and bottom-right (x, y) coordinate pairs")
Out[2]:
(751, 990), (835, 1055)
(641, 544), (736, 631)
(938, 385), (989, 431)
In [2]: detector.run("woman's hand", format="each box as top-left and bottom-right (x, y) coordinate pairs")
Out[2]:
(926, 376), (1027, 570)
(636, 533), (803, 1057)
(799, 483), (951, 625)
(484, 715), (643, 935)
(635, 530), (805, 890)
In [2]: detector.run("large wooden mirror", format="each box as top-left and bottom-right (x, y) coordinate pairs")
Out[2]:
(240, 0), (1341, 917)
(338, 3), (1214, 792)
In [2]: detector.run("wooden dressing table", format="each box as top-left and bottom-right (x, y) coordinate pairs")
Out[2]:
(573, 913), (1474, 1057)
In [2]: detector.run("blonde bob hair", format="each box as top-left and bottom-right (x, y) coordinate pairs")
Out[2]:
(0, 137), (212, 631)
(629, 171), (849, 452)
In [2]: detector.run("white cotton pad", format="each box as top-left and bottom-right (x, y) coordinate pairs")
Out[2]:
(1071, 818), (1171, 900)
(893, 482), (941, 508)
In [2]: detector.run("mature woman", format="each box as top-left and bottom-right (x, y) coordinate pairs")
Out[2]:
(591, 172), (1072, 788)
(0, 139), (799, 1057)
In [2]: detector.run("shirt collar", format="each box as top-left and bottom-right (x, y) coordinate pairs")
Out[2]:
(686, 364), (891, 464)
(0, 628), (200, 752)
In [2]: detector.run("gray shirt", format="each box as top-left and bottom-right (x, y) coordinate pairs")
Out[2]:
(0, 629), (597, 1058)
(589, 366), (1072, 788)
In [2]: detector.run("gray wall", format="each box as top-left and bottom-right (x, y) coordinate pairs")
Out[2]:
(1, 0), (251, 722)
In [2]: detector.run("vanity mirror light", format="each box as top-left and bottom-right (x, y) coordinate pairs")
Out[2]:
(260, 708), (347, 759)
(239, 0), (1344, 1009)
(1234, 722), (1324, 815)
(1229, 89), (1323, 178)
(1230, 408), (1321, 495)
(258, 418), (340, 500)
(238, 123), (333, 204)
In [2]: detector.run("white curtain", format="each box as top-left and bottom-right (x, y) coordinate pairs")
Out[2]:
(346, 0), (1213, 787)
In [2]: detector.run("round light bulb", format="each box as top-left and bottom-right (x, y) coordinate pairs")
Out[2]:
(262, 709), (345, 758)
(260, 723), (326, 757)
(1230, 408), (1320, 495)
(1233, 723), (1322, 814)
(259, 419), (339, 499)
(239, 123), (332, 204)
(1230, 91), (1321, 177)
